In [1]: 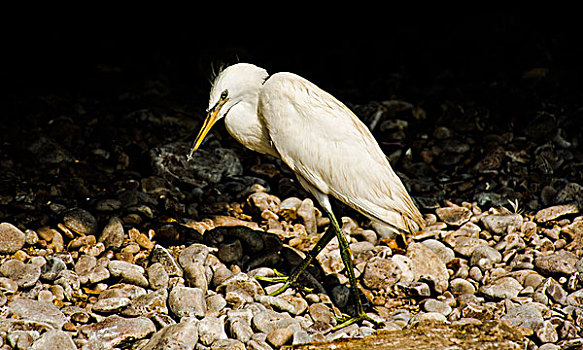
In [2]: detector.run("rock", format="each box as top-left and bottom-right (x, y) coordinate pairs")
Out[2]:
(198, 315), (228, 346)
(422, 299), (452, 316)
(297, 198), (317, 234)
(0, 259), (41, 288)
(407, 242), (449, 293)
(536, 320), (559, 343)
(212, 338), (246, 350)
(435, 206), (471, 226)
(410, 312), (448, 325)
(178, 243), (210, 266)
(266, 327), (294, 347)
(421, 239), (455, 264)
(535, 204), (579, 223)
(470, 245), (502, 271)
(140, 318), (199, 350)
(391, 254), (415, 282)
(123, 288), (168, 316)
(0, 222), (26, 254)
(450, 278), (476, 295)
(147, 262), (169, 290)
(8, 299), (68, 329)
(229, 319), (254, 343)
(31, 329), (77, 350)
(316, 237), (343, 275)
(447, 235), (489, 257)
(150, 244), (183, 277)
(247, 191), (281, 214)
(168, 286), (206, 318)
(481, 214), (522, 234)
(108, 260), (149, 287)
(500, 303), (544, 331)
(99, 216), (125, 250)
(362, 256), (401, 290)
(93, 296), (131, 313)
(206, 294), (228, 311)
(79, 315), (155, 348)
(480, 276), (523, 300)
(534, 250), (578, 276)
(62, 207), (98, 235)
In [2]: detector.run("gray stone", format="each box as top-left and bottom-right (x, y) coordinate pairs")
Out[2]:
(267, 327), (294, 347)
(500, 303), (544, 331)
(409, 312), (447, 325)
(198, 316), (228, 346)
(140, 318), (199, 350)
(122, 288), (168, 316)
(479, 276), (522, 299)
(212, 338), (246, 350)
(535, 204), (579, 223)
(218, 240), (243, 263)
(168, 286), (206, 318)
(99, 216), (125, 250)
(391, 254), (415, 282)
(449, 236), (489, 257)
(79, 315), (156, 348)
(0, 259), (41, 288)
(0, 222), (26, 254)
(8, 299), (68, 329)
(147, 262), (169, 290)
(62, 207), (98, 235)
(31, 329), (77, 350)
(407, 242), (449, 293)
(470, 245), (502, 271)
(481, 214), (522, 234)
(535, 250), (578, 276)
(422, 299), (452, 316)
(178, 243), (210, 267)
(229, 319), (254, 343)
(435, 206), (472, 226)
(183, 262), (208, 292)
(450, 278), (476, 295)
(108, 260), (149, 287)
(206, 293), (228, 311)
(536, 320), (558, 343)
(93, 296), (131, 313)
(421, 239), (455, 264)
(362, 256), (401, 290)
(151, 244), (183, 277)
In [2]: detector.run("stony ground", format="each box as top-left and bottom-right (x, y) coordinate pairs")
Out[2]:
(2, 25), (583, 350)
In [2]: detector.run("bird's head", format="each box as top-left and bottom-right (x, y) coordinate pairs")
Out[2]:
(188, 63), (268, 160)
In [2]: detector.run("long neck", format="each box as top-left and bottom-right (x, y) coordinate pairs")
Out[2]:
(225, 100), (279, 158)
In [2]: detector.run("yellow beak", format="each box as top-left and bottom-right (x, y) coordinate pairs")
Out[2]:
(187, 99), (227, 161)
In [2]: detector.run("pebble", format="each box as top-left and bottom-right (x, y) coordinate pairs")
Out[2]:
(198, 315), (228, 346)
(266, 327), (294, 347)
(0, 259), (41, 288)
(147, 262), (170, 290)
(8, 298), (68, 329)
(481, 214), (523, 234)
(150, 244), (183, 277)
(470, 245), (502, 271)
(108, 260), (149, 287)
(0, 222), (26, 254)
(500, 303), (544, 331)
(535, 204), (579, 223)
(450, 278), (476, 295)
(79, 315), (156, 348)
(534, 250), (578, 276)
(422, 299), (452, 316)
(168, 286), (206, 317)
(62, 207), (98, 235)
(212, 338), (246, 350)
(99, 216), (125, 250)
(479, 276), (523, 299)
(141, 318), (199, 350)
(30, 330), (77, 350)
(435, 206), (472, 226)
(536, 320), (559, 343)
(362, 256), (401, 290)
(407, 242), (449, 293)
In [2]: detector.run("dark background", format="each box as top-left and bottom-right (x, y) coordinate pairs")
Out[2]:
(2, 11), (581, 117)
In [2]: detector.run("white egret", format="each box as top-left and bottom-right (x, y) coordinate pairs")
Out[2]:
(188, 63), (424, 329)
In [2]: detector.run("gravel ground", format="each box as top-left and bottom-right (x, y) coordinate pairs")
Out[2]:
(2, 17), (583, 350)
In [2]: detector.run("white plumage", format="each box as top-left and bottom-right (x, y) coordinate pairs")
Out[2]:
(190, 63), (424, 235)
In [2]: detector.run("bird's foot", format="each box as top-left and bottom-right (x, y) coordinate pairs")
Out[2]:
(332, 312), (382, 331)
(255, 269), (313, 295)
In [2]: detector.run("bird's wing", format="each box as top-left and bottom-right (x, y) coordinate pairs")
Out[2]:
(259, 72), (424, 233)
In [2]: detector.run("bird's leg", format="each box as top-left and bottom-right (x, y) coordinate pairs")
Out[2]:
(256, 223), (337, 295)
(326, 211), (380, 331)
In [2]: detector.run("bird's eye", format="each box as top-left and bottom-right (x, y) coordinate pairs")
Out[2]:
(220, 90), (228, 100)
